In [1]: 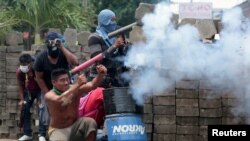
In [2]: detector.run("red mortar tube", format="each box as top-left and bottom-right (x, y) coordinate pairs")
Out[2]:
(69, 47), (116, 75)
(70, 53), (104, 74)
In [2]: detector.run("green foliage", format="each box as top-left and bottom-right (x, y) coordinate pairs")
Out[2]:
(0, 0), (96, 44)
(11, 0), (95, 32)
(0, 3), (18, 45)
(55, 0), (95, 31)
(0, 26), (11, 45)
(0, 0), (158, 45)
(0, 0), (96, 32)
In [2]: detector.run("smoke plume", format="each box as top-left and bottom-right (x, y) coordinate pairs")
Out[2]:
(124, 1), (250, 117)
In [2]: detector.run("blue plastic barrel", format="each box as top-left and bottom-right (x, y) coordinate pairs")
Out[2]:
(105, 113), (147, 141)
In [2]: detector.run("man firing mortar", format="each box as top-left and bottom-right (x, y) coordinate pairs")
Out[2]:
(45, 65), (107, 141)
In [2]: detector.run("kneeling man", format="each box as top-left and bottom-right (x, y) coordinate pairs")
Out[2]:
(45, 65), (107, 141)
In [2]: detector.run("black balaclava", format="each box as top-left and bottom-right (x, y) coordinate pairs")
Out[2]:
(46, 32), (64, 58)
(47, 45), (60, 58)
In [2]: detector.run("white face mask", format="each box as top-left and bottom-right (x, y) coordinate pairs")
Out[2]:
(20, 65), (29, 73)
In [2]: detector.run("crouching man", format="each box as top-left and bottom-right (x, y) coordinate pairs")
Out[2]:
(45, 65), (107, 141)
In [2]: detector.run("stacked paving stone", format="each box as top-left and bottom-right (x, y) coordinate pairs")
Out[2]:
(143, 96), (153, 141)
(221, 89), (246, 125)
(64, 28), (82, 62)
(5, 48), (22, 139)
(0, 46), (7, 138)
(175, 80), (199, 141)
(0, 46), (6, 106)
(153, 89), (176, 141)
(199, 80), (222, 141)
(0, 32), (23, 138)
(150, 80), (249, 141)
(76, 31), (91, 64)
(77, 31), (91, 63)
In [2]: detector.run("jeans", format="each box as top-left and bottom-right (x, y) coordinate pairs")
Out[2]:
(23, 91), (47, 137)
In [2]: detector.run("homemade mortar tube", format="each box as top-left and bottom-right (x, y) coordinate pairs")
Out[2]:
(70, 22), (139, 74)
(69, 46), (117, 75)
(108, 22), (138, 38)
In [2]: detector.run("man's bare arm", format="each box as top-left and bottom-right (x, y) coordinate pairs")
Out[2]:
(78, 65), (107, 93)
(46, 74), (87, 106)
(45, 84), (80, 106)
(46, 65), (107, 106)
(58, 65), (107, 98)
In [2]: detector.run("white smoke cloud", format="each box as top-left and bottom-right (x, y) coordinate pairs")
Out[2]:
(124, 1), (250, 114)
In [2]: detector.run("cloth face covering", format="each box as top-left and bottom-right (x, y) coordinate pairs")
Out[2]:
(46, 32), (64, 58)
(96, 9), (117, 46)
(47, 44), (59, 58)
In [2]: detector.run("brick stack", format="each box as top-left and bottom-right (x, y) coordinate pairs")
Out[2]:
(2, 31), (24, 138)
(153, 90), (176, 141)
(5, 45), (23, 138)
(64, 28), (84, 64)
(222, 89), (246, 125)
(77, 31), (91, 64)
(143, 96), (153, 141)
(199, 80), (223, 141)
(0, 46), (7, 138)
(149, 79), (250, 141)
(176, 80), (199, 141)
(0, 46), (6, 106)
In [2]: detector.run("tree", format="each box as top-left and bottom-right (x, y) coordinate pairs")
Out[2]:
(0, 0), (18, 45)
(0, 0), (96, 45)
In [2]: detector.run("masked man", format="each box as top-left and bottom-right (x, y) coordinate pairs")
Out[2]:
(16, 54), (46, 141)
(87, 9), (129, 87)
(34, 32), (78, 93)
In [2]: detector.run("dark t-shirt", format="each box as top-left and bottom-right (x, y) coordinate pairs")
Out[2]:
(87, 33), (129, 87)
(16, 68), (40, 93)
(88, 33), (108, 56)
(34, 50), (69, 90)
(88, 34), (116, 75)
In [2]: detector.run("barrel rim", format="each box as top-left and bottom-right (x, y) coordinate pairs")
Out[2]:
(103, 87), (129, 91)
(105, 113), (142, 118)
